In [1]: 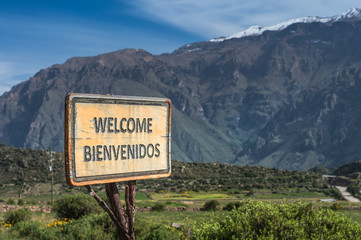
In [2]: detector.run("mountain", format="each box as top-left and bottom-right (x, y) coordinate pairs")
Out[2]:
(1, 9), (361, 170)
(211, 8), (361, 42)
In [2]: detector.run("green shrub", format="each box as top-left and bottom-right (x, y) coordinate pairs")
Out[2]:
(151, 203), (165, 211)
(14, 221), (58, 240)
(4, 209), (32, 224)
(13, 214), (116, 240)
(52, 194), (101, 219)
(144, 224), (183, 240)
(27, 200), (37, 205)
(330, 202), (341, 211)
(62, 213), (117, 240)
(17, 199), (24, 206)
(347, 183), (361, 197)
(135, 217), (184, 240)
(6, 198), (15, 205)
(245, 189), (254, 196)
(324, 188), (344, 200)
(187, 200), (361, 239)
(202, 200), (220, 211)
(164, 201), (188, 208)
(223, 201), (244, 211)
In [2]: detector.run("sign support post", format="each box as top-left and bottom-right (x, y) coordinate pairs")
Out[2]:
(65, 93), (171, 240)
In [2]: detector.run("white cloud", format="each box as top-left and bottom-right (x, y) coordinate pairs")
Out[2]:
(0, 61), (12, 79)
(0, 61), (34, 95)
(0, 61), (17, 94)
(130, 0), (361, 38)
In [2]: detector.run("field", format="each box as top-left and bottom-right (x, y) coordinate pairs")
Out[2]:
(1, 146), (361, 238)
(0, 190), (360, 222)
(1, 191), (361, 239)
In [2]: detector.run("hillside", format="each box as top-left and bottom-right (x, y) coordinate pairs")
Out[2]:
(333, 160), (361, 176)
(0, 145), (333, 197)
(1, 10), (361, 169)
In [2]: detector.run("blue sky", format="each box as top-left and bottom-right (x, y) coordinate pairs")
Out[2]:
(0, 0), (360, 95)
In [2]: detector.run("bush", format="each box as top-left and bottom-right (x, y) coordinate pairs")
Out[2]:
(52, 194), (101, 219)
(245, 190), (254, 196)
(4, 209), (32, 224)
(135, 217), (184, 240)
(144, 224), (183, 240)
(151, 203), (165, 211)
(12, 214), (116, 240)
(27, 200), (37, 205)
(187, 200), (361, 239)
(17, 199), (24, 206)
(202, 200), (220, 211)
(6, 198), (15, 205)
(330, 202), (341, 211)
(223, 201), (244, 211)
(62, 213), (117, 240)
(324, 187), (344, 200)
(347, 183), (361, 197)
(14, 221), (58, 240)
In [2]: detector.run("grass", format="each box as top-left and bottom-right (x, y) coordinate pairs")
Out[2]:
(245, 191), (327, 199)
(1, 196), (361, 240)
(339, 210), (361, 225)
(96, 191), (150, 201)
(0, 229), (17, 240)
(136, 210), (221, 226)
(150, 191), (234, 201)
(149, 190), (329, 204)
(0, 190), (358, 225)
(0, 210), (57, 225)
(30, 211), (58, 224)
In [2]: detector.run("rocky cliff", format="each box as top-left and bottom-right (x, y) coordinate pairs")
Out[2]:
(1, 10), (361, 170)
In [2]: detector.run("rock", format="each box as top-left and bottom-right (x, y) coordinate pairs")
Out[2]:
(171, 223), (182, 229)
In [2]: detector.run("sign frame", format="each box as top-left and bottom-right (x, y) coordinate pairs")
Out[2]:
(65, 93), (171, 186)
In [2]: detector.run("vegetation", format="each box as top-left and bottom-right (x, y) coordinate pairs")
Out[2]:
(223, 201), (244, 211)
(187, 201), (361, 239)
(0, 145), (68, 198)
(347, 183), (361, 200)
(52, 194), (102, 219)
(326, 160), (361, 201)
(2, 200), (361, 239)
(333, 160), (361, 176)
(202, 200), (220, 211)
(2, 145), (361, 238)
(151, 203), (165, 211)
(0, 144), (344, 203)
(4, 209), (32, 224)
(139, 161), (335, 197)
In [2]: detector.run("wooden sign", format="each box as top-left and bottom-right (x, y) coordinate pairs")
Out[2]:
(65, 93), (171, 186)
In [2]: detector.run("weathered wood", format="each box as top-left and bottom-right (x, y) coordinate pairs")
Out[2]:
(85, 182), (137, 240)
(85, 185), (131, 240)
(106, 183), (128, 231)
(126, 181), (136, 239)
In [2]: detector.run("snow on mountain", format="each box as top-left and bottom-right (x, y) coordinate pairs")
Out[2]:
(332, 8), (361, 21)
(211, 8), (361, 42)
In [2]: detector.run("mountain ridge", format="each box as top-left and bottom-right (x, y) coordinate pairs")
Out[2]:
(1, 10), (361, 170)
(211, 8), (361, 42)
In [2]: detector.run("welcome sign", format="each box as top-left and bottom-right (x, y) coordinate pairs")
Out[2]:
(65, 93), (171, 186)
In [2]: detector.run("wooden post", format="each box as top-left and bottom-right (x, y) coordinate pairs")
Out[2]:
(125, 181), (136, 240)
(86, 181), (137, 240)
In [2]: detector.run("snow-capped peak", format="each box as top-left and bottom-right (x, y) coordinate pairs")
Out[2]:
(332, 8), (361, 21)
(211, 8), (361, 42)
